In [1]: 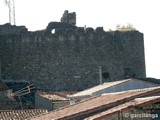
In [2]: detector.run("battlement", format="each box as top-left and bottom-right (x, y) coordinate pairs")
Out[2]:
(0, 23), (28, 35)
(61, 10), (76, 26)
(0, 11), (145, 91)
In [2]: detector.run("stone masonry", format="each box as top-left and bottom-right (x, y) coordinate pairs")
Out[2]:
(0, 11), (146, 91)
(61, 10), (76, 26)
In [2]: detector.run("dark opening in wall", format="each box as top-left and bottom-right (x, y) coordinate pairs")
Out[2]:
(102, 72), (110, 79)
(124, 68), (136, 78)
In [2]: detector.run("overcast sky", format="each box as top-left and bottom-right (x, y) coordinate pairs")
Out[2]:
(0, 0), (160, 78)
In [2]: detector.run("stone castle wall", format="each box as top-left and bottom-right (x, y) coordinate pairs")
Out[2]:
(0, 21), (146, 91)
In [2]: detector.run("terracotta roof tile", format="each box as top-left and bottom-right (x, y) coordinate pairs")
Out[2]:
(85, 96), (160, 120)
(0, 109), (48, 120)
(31, 86), (160, 120)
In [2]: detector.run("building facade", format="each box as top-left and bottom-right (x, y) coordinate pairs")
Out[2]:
(35, 92), (74, 111)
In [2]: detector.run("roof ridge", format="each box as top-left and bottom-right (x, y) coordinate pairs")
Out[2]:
(135, 95), (160, 100)
(102, 86), (160, 96)
(70, 79), (132, 97)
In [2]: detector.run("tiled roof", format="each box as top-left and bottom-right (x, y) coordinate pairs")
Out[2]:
(85, 96), (160, 120)
(69, 79), (130, 97)
(0, 109), (48, 120)
(69, 78), (160, 98)
(37, 92), (75, 101)
(31, 86), (160, 120)
(0, 80), (8, 91)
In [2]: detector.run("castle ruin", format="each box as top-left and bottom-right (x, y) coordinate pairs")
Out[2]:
(0, 11), (146, 91)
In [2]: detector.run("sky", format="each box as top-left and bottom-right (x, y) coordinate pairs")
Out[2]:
(0, 0), (160, 79)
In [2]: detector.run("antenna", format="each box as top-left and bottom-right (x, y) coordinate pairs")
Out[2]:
(5, 0), (16, 25)
(7, 84), (36, 109)
(9, 84), (35, 97)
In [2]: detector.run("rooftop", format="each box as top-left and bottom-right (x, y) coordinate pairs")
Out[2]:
(69, 78), (159, 97)
(85, 96), (160, 120)
(69, 79), (130, 97)
(31, 86), (160, 120)
(0, 109), (48, 120)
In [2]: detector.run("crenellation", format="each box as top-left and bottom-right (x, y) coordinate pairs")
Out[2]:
(61, 10), (76, 26)
(85, 27), (95, 34)
(76, 27), (85, 34)
(0, 11), (146, 91)
(0, 23), (28, 35)
(95, 27), (104, 33)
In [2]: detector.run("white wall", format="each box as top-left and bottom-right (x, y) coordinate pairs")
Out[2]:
(93, 80), (158, 96)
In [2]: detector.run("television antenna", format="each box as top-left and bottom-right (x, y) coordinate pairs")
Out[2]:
(4, 0), (16, 25)
(7, 84), (35, 109)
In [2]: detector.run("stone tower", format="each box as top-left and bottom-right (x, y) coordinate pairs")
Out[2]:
(61, 10), (76, 26)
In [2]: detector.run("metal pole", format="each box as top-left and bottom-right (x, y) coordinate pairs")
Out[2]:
(99, 66), (102, 84)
